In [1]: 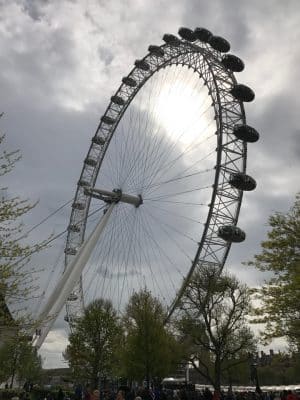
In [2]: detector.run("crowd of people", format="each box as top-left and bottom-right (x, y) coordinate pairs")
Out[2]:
(73, 385), (300, 400)
(8, 384), (299, 400)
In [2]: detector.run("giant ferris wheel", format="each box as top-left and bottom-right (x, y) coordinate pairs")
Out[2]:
(35, 27), (259, 347)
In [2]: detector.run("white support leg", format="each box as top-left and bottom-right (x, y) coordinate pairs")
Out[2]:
(33, 203), (115, 349)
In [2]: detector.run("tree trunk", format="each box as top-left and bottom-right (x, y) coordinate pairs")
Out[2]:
(214, 355), (221, 392)
(92, 363), (99, 390)
(10, 349), (18, 389)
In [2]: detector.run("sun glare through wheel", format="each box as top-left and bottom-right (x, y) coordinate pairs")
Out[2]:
(62, 26), (259, 327)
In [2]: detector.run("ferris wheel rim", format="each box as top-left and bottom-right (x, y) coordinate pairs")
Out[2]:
(63, 28), (256, 325)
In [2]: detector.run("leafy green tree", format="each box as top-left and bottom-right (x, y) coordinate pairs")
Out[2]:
(64, 298), (121, 389)
(0, 333), (42, 386)
(178, 264), (256, 392)
(0, 119), (48, 337)
(248, 193), (300, 350)
(122, 289), (184, 386)
(252, 352), (300, 386)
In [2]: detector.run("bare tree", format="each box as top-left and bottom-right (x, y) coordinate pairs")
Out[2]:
(178, 264), (256, 391)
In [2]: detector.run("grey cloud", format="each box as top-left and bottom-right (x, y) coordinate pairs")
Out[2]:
(20, 0), (48, 21)
(98, 46), (114, 67)
(181, 0), (251, 52)
(291, 130), (300, 159)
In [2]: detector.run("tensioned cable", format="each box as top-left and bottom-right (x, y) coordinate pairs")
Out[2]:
(122, 210), (146, 306)
(16, 198), (73, 241)
(139, 209), (184, 304)
(134, 68), (173, 191)
(75, 59), (218, 312)
(145, 199), (207, 206)
(144, 206), (197, 244)
(133, 64), (189, 188)
(146, 202), (204, 225)
(142, 167), (213, 191)
(102, 207), (132, 303)
(120, 64), (169, 188)
(10, 204), (106, 269)
(135, 67), (214, 192)
(108, 209), (130, 306)
(100, 64), (214, 201)
(35, 204), (109, 309)
(89, 206), (133, 303)
(143, 121), (215, 197)
(81, 205), (128, 297)
(127, 107), (213, 194)
(134, 210), (174, 304)
(84, 203), (175, 310)
(82, 203), (145, 306)
(91, 205), (136, 309)
(142, 122), (214, 198)
(88, 206), (121, 302)
(144, 184), (212, 201)
(118, 65), (212, 192)
(34, 240), (66, 317)
(128, 210), (152, 297)
(142, 213), (194, 269)
(117, 209), (139, 311)
(144, 146), (215, 200)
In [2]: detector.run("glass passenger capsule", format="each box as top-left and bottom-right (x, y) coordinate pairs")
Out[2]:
(64, 247), (77, 255)
(148, 45), (164, 57)
(122, 76), (137, 87)
(229, 172), (257, 191)
(68, 224), (80, 233)
(72, 202), (85, 210)
(135, 59), (150, 71)
(68, 293), (78, 301)
(163, 34), (181, 46)
(218, 225), (246, 242)
(111, 95), (125, 105)
(78, 179), (90, 187)
(84, 157), (97, 167)
(209, 35), (230, 52)
(221, 54), (244, 72)
(233, 124), (259, 142)
(101, 115), (115, 125)
(194, 27), (213, 42)
(178, 27), (197, 42)
(230, 84), (255, 102)
(92, 136), (106, 146)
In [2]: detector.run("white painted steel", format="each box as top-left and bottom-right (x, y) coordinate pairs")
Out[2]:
(87, 187), (143, 207)
(34, 203), (115, 349)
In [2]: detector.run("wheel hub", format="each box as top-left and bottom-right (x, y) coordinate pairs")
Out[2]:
(85, 187), (143, 208)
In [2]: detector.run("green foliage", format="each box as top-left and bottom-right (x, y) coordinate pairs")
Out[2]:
(0, 333), (42, 385)
(255, 352), (300, 385)
(64, 298), (121, 389)
(178, 265), (256, 391)
(248, 193), (300, 350)
(121, 289), (184, 384)
(0, 124), (48, 337)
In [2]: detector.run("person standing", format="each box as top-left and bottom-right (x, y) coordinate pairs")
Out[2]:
(57, 388), (65, 400)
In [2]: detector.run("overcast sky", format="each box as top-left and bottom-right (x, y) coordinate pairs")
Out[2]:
(1, 0), (299, 369)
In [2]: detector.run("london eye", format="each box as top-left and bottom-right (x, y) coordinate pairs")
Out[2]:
(34, 26), (259, 348)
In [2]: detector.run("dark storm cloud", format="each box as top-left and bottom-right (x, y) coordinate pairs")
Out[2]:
(20, 0), (48, 21)
(98, 46), (115, 67)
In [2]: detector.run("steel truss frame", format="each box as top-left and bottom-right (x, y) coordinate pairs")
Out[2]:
(63, 35), (247, 326)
